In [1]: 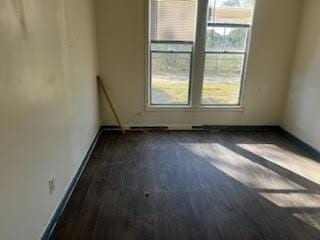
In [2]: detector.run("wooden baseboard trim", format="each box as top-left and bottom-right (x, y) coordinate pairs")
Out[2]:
(278, 127), (320, 159)
(193, 125), (281, 132)
(41, 127), (103, 240)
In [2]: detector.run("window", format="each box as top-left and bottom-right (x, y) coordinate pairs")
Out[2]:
(150, 0), (197, 105)
(148, 0), (254, 107)
(202, 0), (253, 105)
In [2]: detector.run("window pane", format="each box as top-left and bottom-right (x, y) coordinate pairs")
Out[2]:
(151, 52), (191, 105)
(202, 54), (244, 105)
(206, 26), (248, 52)
(208, 0), (254, 24)
(151, 0), (197, 42)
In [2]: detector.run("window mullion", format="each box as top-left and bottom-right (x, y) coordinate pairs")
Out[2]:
(190, 0), (209, 107)
(205, 51), (246, 55)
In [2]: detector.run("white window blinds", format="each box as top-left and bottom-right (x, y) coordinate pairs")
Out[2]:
(207, 0), (254, 24)
(151, 0), (197, 42)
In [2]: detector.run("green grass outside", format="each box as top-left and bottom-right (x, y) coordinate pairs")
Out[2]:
(152, 80), (240, 105)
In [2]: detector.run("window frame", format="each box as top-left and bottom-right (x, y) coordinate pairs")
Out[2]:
(145, 0), (255, 109)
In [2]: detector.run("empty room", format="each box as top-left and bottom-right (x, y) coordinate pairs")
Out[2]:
(1, 0), (320, 239)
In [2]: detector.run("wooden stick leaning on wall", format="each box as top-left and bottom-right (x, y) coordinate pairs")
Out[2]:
(97, 75), (125, 134)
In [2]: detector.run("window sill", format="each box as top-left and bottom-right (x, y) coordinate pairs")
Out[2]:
(145, 105), (245, 112)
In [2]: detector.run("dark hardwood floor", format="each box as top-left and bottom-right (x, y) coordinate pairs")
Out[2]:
(50, 131), (320, 240)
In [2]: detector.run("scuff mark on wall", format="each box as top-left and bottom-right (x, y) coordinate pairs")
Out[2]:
(11, 0), (29, 41)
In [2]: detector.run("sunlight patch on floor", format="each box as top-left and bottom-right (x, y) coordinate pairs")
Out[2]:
(260, 193), (320, 208)
(185, 143), (305, 191)
(294, 213), (320, 231)
(237, 143), (320, 185)
(184, 142), (320, 231)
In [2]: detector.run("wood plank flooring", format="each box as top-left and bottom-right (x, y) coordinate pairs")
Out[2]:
(50, 131), (320, 240)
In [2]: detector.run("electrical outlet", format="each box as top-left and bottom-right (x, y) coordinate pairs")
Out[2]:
(48, 177), (55, 195)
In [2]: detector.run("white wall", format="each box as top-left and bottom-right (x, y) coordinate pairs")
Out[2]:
(0, 0), (100, 239)
(96, 0), (301, 128)
(282, 0), (320, 152)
